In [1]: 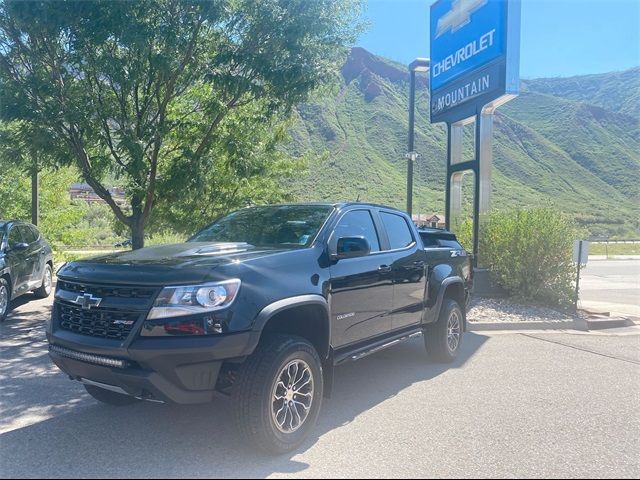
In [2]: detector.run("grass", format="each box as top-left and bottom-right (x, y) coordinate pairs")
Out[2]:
(589, 242), (640, 256)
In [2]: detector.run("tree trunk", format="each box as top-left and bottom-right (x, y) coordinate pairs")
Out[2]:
(130, 216), (145, 250)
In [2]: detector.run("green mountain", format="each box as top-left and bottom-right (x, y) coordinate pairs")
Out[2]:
(522, 68), (640, 118)
(288, 48), (640, 238)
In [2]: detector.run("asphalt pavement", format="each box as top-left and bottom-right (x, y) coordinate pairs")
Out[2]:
(1, 294), (639, 479)
(580, 259), (640, 317)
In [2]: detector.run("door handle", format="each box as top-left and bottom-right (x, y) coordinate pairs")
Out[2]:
(378, 265), (392, 273)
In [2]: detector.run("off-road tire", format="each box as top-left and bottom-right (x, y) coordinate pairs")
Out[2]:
(232, 334), (323, 454)
(425, 299), (463, 363)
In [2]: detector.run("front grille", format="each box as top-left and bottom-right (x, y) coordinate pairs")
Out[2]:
(57, 302), (140, 341)
(57, 280), (156, 299)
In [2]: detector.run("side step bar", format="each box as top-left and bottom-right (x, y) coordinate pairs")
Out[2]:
(334, 329), (423, 365)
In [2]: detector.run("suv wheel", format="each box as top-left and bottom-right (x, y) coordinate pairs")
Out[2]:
(0, 278), (10, 322)
(425, 298), (463, 363)
(232, 334), (323, 454)
(84, 384), (139, 406)
(33, 264), (53, 299)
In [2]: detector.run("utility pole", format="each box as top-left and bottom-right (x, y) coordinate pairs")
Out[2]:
(31, 154), (39, 226)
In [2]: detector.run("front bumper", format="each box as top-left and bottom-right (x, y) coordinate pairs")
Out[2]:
(48, 330), (260, 404)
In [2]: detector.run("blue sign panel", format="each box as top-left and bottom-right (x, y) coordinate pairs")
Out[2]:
(430, 0), (520, 123)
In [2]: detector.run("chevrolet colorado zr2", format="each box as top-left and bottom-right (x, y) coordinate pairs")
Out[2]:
(48, 203), (472, 453)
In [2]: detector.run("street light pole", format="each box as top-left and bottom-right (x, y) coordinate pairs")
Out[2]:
(406, 58), (430, 217)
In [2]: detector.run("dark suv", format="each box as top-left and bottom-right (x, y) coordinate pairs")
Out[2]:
(49, 203), (470, 453)
(0, 220), (54, 321)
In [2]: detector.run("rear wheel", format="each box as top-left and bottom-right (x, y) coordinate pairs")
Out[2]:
(232, 334), (323, 454)
(84, 384), (139, 406)
(33, 264), (53, 299)
(0, 278), (10, 322)
(425, 299), (463, 363)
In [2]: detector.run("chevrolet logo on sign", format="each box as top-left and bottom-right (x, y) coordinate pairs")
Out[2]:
(72, 293), (102, 310)
(435, 0), (488, 38)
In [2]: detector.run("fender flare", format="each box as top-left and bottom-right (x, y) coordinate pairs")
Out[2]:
(247, 294), (331, 357)
(428, 276), (466, 329)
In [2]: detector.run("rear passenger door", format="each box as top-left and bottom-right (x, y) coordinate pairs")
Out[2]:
(379, 211), (428, 332)
(17, 225), (41, 287)
(329, 209), (395, 348)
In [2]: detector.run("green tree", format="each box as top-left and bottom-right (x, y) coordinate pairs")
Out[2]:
(0, 0), (361, 248)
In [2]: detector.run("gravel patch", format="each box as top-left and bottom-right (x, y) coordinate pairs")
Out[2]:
(467, 297), (578, 323)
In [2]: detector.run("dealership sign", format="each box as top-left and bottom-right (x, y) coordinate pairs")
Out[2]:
(430, 0), (520, 123)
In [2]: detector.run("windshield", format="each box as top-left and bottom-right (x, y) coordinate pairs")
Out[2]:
(189, 205), (334, 248)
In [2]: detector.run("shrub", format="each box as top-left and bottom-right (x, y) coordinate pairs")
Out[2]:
(451, 208), (581, 307)
(482, 208), (580, 307)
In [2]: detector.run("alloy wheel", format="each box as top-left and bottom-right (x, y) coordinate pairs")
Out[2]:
(0, 285), (8, 317)
(43, 267), (52, 295)
(447, 309), (461, 352)
(271, 359), (314, 434)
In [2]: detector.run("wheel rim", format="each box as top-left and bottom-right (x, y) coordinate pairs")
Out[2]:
(271, 359), (314, 434)
(0, 285), (8, 316)
(43, 267), (52, 294)
(447, 309), (461, 352)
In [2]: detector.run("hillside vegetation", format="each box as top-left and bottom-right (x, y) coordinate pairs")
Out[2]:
(287, 48), (640, 238)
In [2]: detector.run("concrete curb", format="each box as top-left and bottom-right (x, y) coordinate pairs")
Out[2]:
(469, 317), (635, 332)
(468, 320), (578, 332)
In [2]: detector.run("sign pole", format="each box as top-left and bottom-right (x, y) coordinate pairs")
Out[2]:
(445, 123), (451, 229)
(430, 0), (520, 290)
(472, 113), (481, 266)
(574, 241), (583, 311)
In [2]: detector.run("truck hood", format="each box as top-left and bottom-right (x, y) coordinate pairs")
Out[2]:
(57, 242), (292, 286)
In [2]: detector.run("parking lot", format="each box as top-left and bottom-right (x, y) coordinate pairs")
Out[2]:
(1, 294), (638, 478)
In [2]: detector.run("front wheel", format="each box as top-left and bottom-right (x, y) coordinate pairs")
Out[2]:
(425, 299), (464, 363)
(0, 278), (10, 322)
(232, 334), (323, 454)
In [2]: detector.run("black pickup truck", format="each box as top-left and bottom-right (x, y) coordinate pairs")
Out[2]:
(48, 203), (472, 453)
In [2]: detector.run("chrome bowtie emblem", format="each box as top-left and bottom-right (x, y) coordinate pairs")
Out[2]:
(73, 293), (102, 310)
(436, 0), (488, 38)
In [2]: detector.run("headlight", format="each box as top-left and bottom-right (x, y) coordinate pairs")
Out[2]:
(147, 279), (241, 320)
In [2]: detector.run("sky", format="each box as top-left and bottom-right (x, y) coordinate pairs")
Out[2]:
(357, 0), (640, 79)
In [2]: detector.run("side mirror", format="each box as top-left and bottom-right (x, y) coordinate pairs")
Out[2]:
(10, 242), (29, 252)
(335, 236), (371, 260)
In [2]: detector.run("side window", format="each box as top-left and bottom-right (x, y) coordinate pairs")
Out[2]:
(29, 225), (41, 243)
(420, 233), (439, 248)
(381, 212), (414, 250)
(333, 210), (381, 253)
(7, 226), (23, 248)
(438, 239), (463, 249)
(18, 225), (36, 244)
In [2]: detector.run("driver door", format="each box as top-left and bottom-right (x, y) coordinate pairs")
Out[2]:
(328, 209), (395, 348)
(5, 225), (28, 295)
